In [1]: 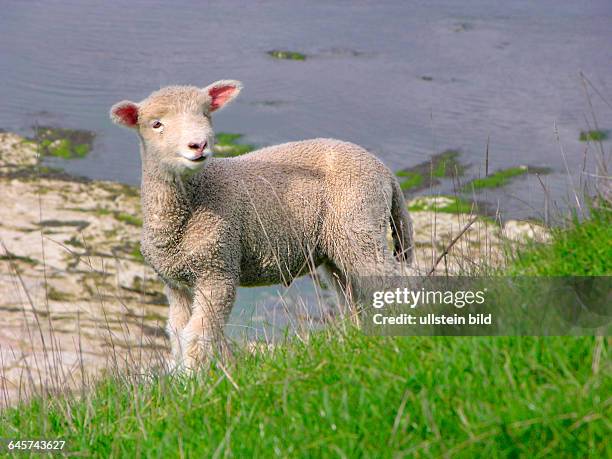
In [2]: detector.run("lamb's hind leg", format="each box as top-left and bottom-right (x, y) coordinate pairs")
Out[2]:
(321, 262), (348, 313)
(340, 255), (398, 306)
(179, 275), (236, 372)
(164, 284), (193, 368)
(326, 212), (401, 308)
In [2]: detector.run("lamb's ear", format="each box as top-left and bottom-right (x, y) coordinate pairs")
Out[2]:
(110, 100), (139, 128)
(203, 80), (243, 112)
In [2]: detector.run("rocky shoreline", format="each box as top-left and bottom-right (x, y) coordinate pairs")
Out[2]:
(0, 132), (168, 404)
(0, 131), (549, 404)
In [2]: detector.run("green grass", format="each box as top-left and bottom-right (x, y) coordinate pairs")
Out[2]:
(267, 50), (307, 61)
(465, 166), (529, 190)
(214, 132), (256, 157)
(1, 206), (610, 457)
(1, 334), (607, 457)
(508, 204), (612, 276)
(579, 130), (608, 142)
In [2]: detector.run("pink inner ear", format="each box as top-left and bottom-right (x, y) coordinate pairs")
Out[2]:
(115, 104), (138, 126)
(209, 85), (236, 111)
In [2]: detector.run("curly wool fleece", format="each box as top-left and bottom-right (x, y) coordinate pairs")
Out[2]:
(111, 81), (414, 371)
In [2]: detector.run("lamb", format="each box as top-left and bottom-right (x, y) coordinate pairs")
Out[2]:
(110, 80), (414, 371)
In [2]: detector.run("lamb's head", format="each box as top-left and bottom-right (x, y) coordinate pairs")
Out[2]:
(110, 80), (242, 173)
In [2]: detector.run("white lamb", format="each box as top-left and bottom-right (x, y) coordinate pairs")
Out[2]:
(110, 80), (413, 370)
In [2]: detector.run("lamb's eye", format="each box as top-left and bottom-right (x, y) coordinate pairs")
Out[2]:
(151, 120), (163, 129)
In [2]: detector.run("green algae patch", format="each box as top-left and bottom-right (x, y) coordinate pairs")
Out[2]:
(267, 50), (306, 61)
(431, 150), (465, 178)
(131, 242), (145, 263)
(579, 130), (608, 142)
(214, 132), (255, 157)
(0, 251), (38, 265)
(69, 207), (142, 227)
(94, 181), (140, 199)
(32, 126), (95, 160)
(38, 219), (90, 231)
(396, 170), (424, 191)
(47, 286), (73, 302)
(396, 149), (467, 192)
(115, 212), (142, 227)
(463, 165), (552, 191)
(408, 195), (475, 214)
(464, 165), (551, 191)
(65, 236), (85, 248)
(469, 166), (528, 189)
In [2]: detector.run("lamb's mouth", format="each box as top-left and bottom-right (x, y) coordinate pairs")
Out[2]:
(180, 152), (211, 163)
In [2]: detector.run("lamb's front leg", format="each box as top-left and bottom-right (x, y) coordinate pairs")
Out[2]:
(164, 284), (193, 368)
(179, 275), (236, 372)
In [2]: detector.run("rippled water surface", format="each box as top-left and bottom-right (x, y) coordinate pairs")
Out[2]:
(2, 1), (611, 216)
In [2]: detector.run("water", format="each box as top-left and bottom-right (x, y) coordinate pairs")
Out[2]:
(1, 1), (611, 325)
(1, 1), (611, 213)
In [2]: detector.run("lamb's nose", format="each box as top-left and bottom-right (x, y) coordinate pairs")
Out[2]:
(188, 141), (207, 152)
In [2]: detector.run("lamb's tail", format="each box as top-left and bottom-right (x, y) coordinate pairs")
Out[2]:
(390, 178), (414, 264)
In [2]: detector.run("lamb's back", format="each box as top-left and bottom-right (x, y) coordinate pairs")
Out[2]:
(187, 138), (393, 284)
(202, 139), (343, 283)
(200, 137), (391, 217)
(226, 138), (386, 182)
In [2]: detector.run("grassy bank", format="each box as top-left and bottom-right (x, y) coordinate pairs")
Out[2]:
(1, 206), (610, 457)
(3, 334), (607, 457)
(508, 204), (612, 276)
